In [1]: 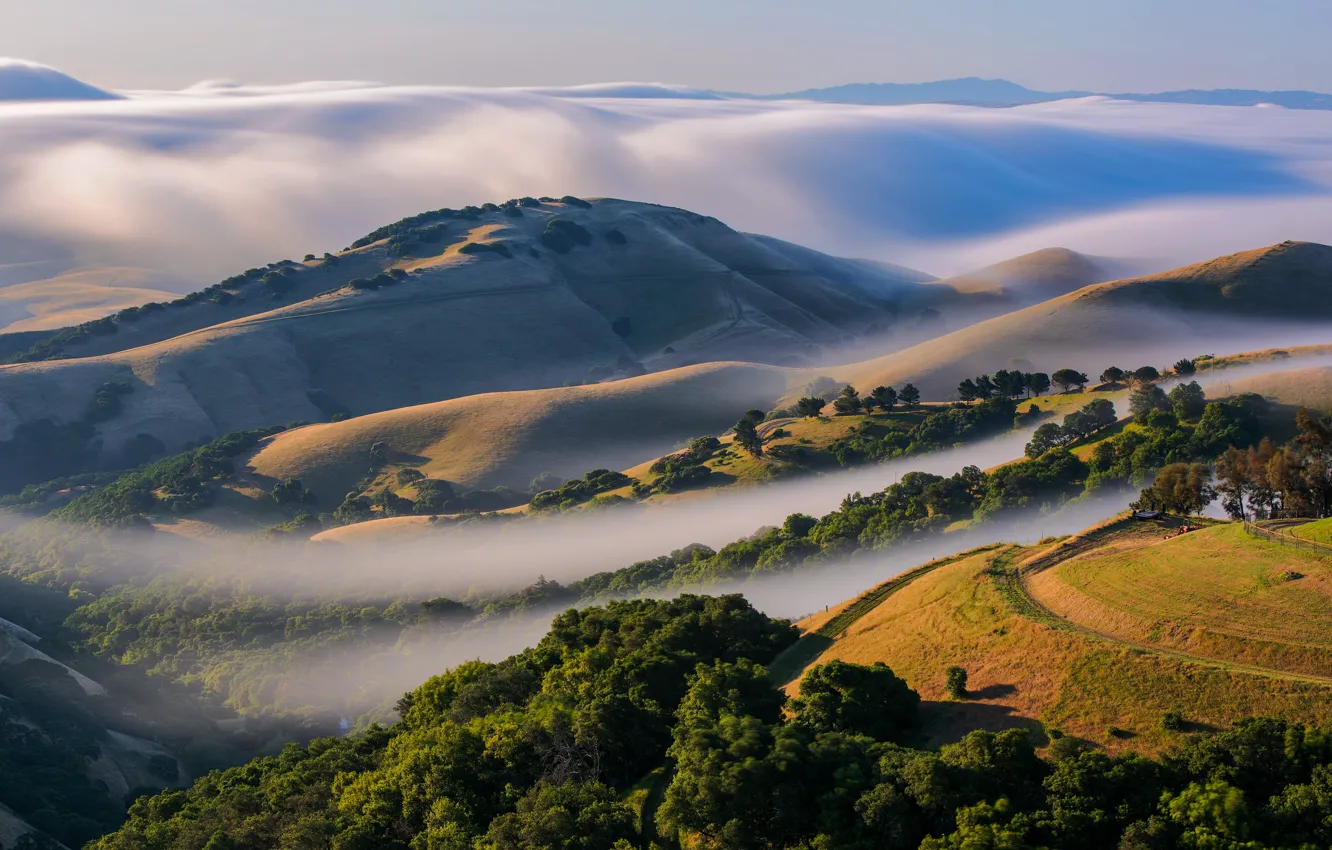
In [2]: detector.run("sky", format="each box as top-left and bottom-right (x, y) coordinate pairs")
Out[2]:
(5, 0), (1332, 93)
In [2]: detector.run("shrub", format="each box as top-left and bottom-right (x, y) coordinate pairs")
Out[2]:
(541, 219), (593, 254)
(560, 195), (592, 208)
(945, 665), (968, 699)
(604, 228), (628, 245)
(1161, 711), (1185, 732)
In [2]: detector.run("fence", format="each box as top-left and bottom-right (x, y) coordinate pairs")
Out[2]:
(1242, 521), (1332, 557)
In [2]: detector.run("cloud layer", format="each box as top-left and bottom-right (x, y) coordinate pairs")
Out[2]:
(2, 67), (1332, 280)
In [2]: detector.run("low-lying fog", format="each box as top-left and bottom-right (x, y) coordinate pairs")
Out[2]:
(5, 353), (1328, 717)
(2, 75), (1332, 280)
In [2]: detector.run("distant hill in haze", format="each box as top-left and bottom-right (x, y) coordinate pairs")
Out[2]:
(930, 247), (1111, 306)
(0, 58), (119, 101)
(742, 77), (1332, 109)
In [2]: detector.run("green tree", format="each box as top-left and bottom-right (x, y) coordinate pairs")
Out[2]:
(789, 660), (919, 741)
(1027, 372), (1051, 397)
(833, 385), (862, 415)
(1129, 384), (1171, 421)
(958, 378), (979, 404)
(743, 408), (766, 426)
(1051, 369), (1089, 393)
(796, 396), (826, 417)
(1174, 357), (1198, 376)
(869, 385), (898, 412)
(1100, 366), (1126, 386)
(1131, 365), (1161, 385)
(1025, 422), (1066, 458)
(899, 384), (921, 408)
(733, 419), (763, 457)
(479, 780), (636, 850)
(945, 666), (968, 699)
(1170, 381), (1207, 422)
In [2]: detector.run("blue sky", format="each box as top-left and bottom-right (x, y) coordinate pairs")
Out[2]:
(6, 0), (1332, 92)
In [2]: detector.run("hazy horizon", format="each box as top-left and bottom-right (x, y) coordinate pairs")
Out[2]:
(5, 0), (1332, 94)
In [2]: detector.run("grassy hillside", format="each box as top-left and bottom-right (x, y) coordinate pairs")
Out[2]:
(245, 362), (792, 499)
(1219, 363), (1332, 411)
(0, 198), (975, 478)
(0, 266), (185, 333)
(825, 240), (1332, 400)
(781, 518), (1332, 755)
(929, 247), (1109, 304)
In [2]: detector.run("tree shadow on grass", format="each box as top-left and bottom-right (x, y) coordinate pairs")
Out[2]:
(916, 698), (1051, 749)
(968, 683), (1018, 699)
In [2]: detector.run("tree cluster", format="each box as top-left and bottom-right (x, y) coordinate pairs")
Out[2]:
(1025, 399), (1119, 457)
(959, 369), (1050, 402)
(1215, 408), (1332, 520)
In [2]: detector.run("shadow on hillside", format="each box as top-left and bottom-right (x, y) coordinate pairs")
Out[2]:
(917, 696), (1050, 749)
(968, 683), (1018, 699)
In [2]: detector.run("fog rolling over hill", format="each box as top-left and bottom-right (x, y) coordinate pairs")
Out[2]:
(0, 198), (980, 467)
(925, 247), (1113, 307)
(833, 240), (1332, 399)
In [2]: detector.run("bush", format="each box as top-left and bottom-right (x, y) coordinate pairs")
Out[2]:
(945, 665), (968, 699)
(540, 219), (593, 254)
(1161, 711), (1185, 732)
(560, 195), (592, 208)
(604, 228), (627, 245)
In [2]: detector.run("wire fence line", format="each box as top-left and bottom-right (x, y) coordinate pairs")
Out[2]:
(1243, 521), (1332, 556)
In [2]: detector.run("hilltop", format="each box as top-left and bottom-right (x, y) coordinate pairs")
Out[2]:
(827, 241), (1332, 399)
(0, 197), (977, 475)
(929, 247), (1111, 305)
(781, 516), (1332, 754)
(0, 58), (119, 101)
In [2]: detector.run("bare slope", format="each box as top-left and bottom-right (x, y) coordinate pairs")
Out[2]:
(0, 198), (960, 462)
(931, 247), (1109, 305)
(828, 241), (1332, 400)
(0, 267), (185, 332)
(245, 362), (792, 499)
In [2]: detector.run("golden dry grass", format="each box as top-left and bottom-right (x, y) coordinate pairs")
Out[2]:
(814, 241), (1332, 402)
(244, 362), (794, 500)
(1218, 364), (1332, 412)
(0, 266), (183, 332)
(784, 525), (1332, 753)
(1029, 524), (1332, 677)
(928, 247), (1107, 301)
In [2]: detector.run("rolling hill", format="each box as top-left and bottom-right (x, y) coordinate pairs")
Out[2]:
(244, 361), (792, 500)
(0, 266), (187, 333)
(0, 198), (974, 471)
(780, 516), (1332, 754)
(826, 240), (1332, 400)
(928, 247), (1112, 306)
(1218, 363), (1332, 411)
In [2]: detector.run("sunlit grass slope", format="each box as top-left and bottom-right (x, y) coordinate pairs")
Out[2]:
(784, 520), (1332, 755)
(820, 241), (1332, 401)
(245, 362), (793, 499)
(1028, 523), (1332, 678)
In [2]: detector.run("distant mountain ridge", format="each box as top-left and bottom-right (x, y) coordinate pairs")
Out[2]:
(740, 77), (1332, 110)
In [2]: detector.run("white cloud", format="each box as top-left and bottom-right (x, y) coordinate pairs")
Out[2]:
(0, 71), (1329, 279)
